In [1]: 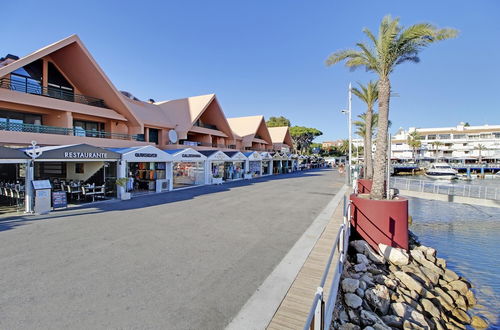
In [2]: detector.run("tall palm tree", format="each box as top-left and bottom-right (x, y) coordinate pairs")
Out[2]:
(326, 15), (457, 199)
(351, 81), (378, 179)
(475, 144), (487, 163)
(407, 131), (422, 161)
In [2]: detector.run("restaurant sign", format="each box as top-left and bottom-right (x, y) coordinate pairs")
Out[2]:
(181, 153), (202, 158)
(64, 152), (108, 159)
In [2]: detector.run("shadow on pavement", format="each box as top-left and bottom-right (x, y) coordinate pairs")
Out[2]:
(0, 168), (342, 233)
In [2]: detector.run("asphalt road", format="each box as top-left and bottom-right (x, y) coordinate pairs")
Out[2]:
(0, 169), (344, 330)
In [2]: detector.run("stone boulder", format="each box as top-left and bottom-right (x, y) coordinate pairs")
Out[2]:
(391, 302), (430, 329)
(339, 323), (361, 330)
(351, 240), (386, 264)
(378, 244), (409, 266)
(357, 253), (370, 265)
(470, 315), (489, 329)
(393, 271), (424, 295)
(365, 284), (390, 315)
(342, 278), (360, 293)
(443, 268), (460, 282)
(345, 293), (363, 309)
(409, 249), (444, 275)
(381, 315), (403, 328)
(448, 280), (469, 295)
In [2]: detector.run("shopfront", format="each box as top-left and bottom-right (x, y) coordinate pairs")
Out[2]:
(223, 151), (247, 180)
(28, 144), (121, 204)
(272, 152), (285, 174)
(165, 148), (207, 189)
(199, 150), (232, 184)
(112, 145), (173, 195)
(260, 152), (273, 176)
(0, 146), (28, 214)
(244, 151), (262, 177)
(290, 154), (299, 171)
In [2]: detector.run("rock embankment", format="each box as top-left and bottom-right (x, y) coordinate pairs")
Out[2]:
(331, 233), (489, 330)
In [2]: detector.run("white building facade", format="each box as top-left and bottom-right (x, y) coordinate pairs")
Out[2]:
(391, 123), (500, 163)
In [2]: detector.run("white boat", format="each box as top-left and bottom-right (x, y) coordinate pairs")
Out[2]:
(424, 163), (458, 180)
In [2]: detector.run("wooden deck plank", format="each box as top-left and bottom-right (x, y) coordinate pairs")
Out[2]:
(267, 198), (345, 330)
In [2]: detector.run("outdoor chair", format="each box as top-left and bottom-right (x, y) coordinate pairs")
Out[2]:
(81, 186), (96, 202)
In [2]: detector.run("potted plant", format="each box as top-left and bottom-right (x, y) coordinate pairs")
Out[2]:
(244, 171), (253, 180)
(327, 15), (457, 251)
(212, 174), (223, 185)
(115, 177), (131, 200)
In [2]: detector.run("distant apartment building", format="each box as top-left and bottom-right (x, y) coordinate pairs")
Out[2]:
(322, 140), (343, 149)
(391, 123), (500, 162)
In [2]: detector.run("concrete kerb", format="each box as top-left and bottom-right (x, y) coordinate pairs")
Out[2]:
(225, 184), (348, 330)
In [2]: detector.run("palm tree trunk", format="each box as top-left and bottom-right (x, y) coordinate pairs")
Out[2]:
(365, 107), (373, 179)
(370, 77), (390, 200)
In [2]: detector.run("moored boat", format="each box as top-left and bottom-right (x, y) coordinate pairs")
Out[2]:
(424, 163), (458, 180)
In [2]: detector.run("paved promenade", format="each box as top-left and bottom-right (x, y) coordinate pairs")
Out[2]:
(0, 169), (344, 330)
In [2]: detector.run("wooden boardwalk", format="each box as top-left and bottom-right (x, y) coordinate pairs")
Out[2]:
(267, 198), (345, 330)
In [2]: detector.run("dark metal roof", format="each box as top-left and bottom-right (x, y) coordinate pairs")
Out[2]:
(0, 146), (28, 160)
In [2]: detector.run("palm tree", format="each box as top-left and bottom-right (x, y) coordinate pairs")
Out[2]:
(326, 15), (457, 199)
(407, 131), (422, 161)
(351, 81), (378, 179)
(430, 141), (444, 160)
(475, 144), (487, 163)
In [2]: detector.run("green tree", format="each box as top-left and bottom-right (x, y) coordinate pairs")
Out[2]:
(266, 116), (291, 127)
(407, 131), (422, 161)
(351, 81), (378, 179)
(289, 126), (323, 154)
(326, 15), (457, 199)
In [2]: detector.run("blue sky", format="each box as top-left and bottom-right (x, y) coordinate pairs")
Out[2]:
(2, 0), (500, 141)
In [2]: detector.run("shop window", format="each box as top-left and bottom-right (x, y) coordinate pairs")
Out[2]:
(75, 163), (84, 174)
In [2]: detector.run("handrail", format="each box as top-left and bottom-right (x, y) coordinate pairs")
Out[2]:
(390, 177), (500, 201)
(303, 195), (351, 330)
(0, 77), (108, 108)
(0, 121), (143, 141)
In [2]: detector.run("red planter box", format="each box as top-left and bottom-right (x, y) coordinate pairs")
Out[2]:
(350, 193), (409, 251)
(357, 179), (373, 194)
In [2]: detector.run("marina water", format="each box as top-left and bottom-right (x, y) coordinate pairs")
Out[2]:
(407, 192), (499, 328)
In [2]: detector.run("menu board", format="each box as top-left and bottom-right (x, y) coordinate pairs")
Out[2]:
(52, 191), (68, 209)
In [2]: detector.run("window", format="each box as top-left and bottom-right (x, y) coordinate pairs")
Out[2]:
(148, 128), (159, 144)
(75, 163), (84, 174)
(494, 133), (500, 138)
(468, 134), (479, 139)
(480, 133), (492, 139)
(427, 135), (436, 140)
(439, 134), (451, 139)
(0, 109), (42, 125)
(453, 134), (465, 139)
(47, 62), (74, 101)
(73, 120), (104, 137)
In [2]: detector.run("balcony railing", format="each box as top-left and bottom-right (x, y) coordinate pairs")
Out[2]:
(193, 120), (218, 130)
(0, 78), (108, 108)
(0, 121), (143, 141)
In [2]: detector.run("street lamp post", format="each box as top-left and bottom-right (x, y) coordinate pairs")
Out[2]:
(341, 83), (353, 185)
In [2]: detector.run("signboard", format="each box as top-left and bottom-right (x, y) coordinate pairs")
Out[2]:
(64, 151), (108, 159)
(181, 153), (202, 158)
(32, 180), (52, 190)
(52, 191), (68, 209)
(134, 153), (157, 158)
(34, 189), (51, 215)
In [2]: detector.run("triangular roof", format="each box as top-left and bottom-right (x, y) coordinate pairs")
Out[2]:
(154, 94), (234, 139)
(243, 151), (262, 161)
(226, 115), (272, 147)
(163, 148), (207, 161)
(0, 35), (142, 128)
(223, 151), (247, 161)
(108, 145), (172, 162)
(268, 126), (293, 146)
(199, 150), (232, 161)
